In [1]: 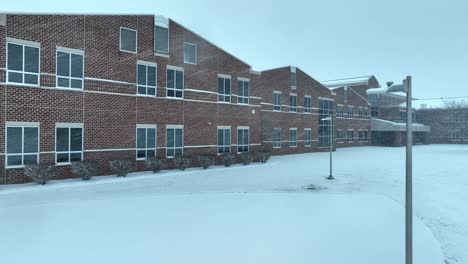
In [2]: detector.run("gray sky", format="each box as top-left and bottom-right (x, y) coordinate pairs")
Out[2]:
(2, 0), (467, 98)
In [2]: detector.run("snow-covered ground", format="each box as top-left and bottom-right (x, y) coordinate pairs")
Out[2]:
(0, 144), (466, 263)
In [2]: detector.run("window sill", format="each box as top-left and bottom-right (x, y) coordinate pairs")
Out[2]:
(165, 96), (184, 100)
(184, 61), (197, 65)
(5, 165), (25, 170)
(55, 87), (84, 91)
(120, 49), (137, 54)
(5, 81), (40, 87)
(137, 94), (157, 98)
(56, 162), (72, 166)
(154, 52), (169, 58)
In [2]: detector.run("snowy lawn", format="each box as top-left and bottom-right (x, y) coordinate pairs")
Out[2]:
(0, 144), (465, 263)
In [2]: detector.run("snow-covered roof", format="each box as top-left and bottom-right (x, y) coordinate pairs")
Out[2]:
(371, 118), (430, 132)
(322, 76), (375, 88)
(400, 97), (468, 110)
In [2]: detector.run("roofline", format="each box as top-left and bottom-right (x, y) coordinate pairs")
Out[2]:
(322, 75), (374, 83)
(1, 12), (155, 16)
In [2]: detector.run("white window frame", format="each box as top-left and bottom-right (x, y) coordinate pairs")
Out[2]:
(183, 42), (197, 65)
(348, 106), (354, 119)
(55, 123), (84, 165)
(166, 65), (184, 99)
(120, 27), (138, 53)
(337, 104), (344, 118)
(289, 128), (297, 147)
(358, 129), (364, 142)
(289, 93), (297, 112)
(290, 66), (297, 89)
(6, 38), (41, 86)
(166, 125), (184, 158)
(304, 128), (312, 147)
(364, 129), (369, 142)
(136, 124), (157, 160)
(337, 129), (344, 143)
(56, 47), (84, 90)
(347, 129), (354, 143)
(217, 126), (231, 154)
(273, 128), (282, 149)
(218, 74), (231, 103)
(304, 95), (312, 113)
(237, 126), (249, 153)
(154, 18), (169, 54)
(273, 91), (281, 111)
(237, 78), (249, 105)
(5, 122), (40, 169)
(137, 61), (157, 96)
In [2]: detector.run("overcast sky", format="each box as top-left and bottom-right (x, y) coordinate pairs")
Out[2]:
(2, 0), (467, 98)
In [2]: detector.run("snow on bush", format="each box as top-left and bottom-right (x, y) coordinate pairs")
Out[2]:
(257, 152), (271, 163)
(71, 161), (97, 181)
(110, 159), (133, 177)
(23, 163), (56, 185)
(220, 153), (234, 167)
(198, 155), (214, 169)
(240, 152), (253, 165)
(145, 157), (167, 173)
(174, 155), (192, 171)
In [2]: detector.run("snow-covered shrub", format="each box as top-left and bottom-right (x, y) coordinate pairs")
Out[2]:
(71, 161), (97, 181)
(174, 155), (192, 171)
(23, 164), (56, 185)
(198, 155), (214, 169)
(240, 152), (253, 165)
(221, 153), (234, 167)
(110, 159), (133, 177)
(257, 152), (271, 163)
(145, 157), (167, 173)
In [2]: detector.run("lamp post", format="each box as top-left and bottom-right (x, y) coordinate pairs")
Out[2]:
(367, 76), (413, 264)
(321, 116), (334, 180)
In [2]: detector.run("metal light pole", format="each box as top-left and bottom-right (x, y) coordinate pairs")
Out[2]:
(321, 116), (334, 180)
(367, 76), (413, 264)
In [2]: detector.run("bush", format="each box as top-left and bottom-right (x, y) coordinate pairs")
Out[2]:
(198, 155), (214, 169)
(221, 153), (235, 167)
(110, 159), (133, 177)
(257, 152), (271, 163)
(174, 155), (192, 171)
(23, 163), (56, 185)
(240, 152), (253, 165)
(71, 161), (97, 181)
(145, 157), (167, 173)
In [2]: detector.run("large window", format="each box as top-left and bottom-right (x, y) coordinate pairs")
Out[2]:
(56, 49), (84, 89)
(289, 94), (297, 112)
(166, 67), (184, 98)
(184, 42), (197, 64)
(358, 107), (364, 119)
(364, 130), (369, 142)
(273, 128), (282, 148)
(137, 62), (157, 96)
(304, 96), (312, 113)
(290, 67), (297, 88)
(289, 128), (297, 147)
(337, 129), (344, 143)
(166, 126), (183, 158)
(358, 130), (364, 142)
(136, 125), (156, 160)
(273, 91), (281, 111)
(120, 27), (137, 53)
(347, 129), (354, 143)
(218, 75), (231, 102)
(217, 127), (231, 154)
(237, 79), (249, 104)
(348, 106), (354, 119)
(337, 105), (344, 118)
(6, 123), (39, 167)
(237, 127), (249, 152)
(155, 25), (169, 54)
(318, 98), (334, 147)
(56, 124), (83, 164)
(7, 41), (40, 85)
(304, 128), (312, 147)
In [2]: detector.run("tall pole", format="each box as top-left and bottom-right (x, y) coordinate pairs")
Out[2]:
(327, 115), (334, 180)
(405, 76), (413, 264)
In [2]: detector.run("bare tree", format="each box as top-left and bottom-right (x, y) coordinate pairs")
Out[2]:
(442, 99), (468, 142)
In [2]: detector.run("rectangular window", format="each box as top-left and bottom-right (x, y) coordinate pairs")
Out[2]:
(166, 67), (184, 98)
(183, 42), (197, 64)
(337, 129), (344, 143)
(337, 105), (344, 118)
(136, 125), (156, 160)
(237, 127), (249, 153)
(318, 98), (334, 147)
(371, 106), (378, 117)
(364, 108), (368, 119)
(56, 124), (83, 164)
(289, 94), (297, 112)
(304, 96), (311, 113)
(304, 129), (312, 146)
(237, 79), (249, 104)
(120, 27), (137, 53)
(273, 128), (282, 148)
(7, 41), (40, 85)
(155, 25), (169, 53)
(364, 130), (369, 142)
(137, 62), (157, 96)
(218, 75), (231, 102)
(348, 106), (354, 118)
(358, 130), (364, 142)
(6, 124), (39, 167)
(166, 126), (183, 158)
(273, 91), (281, 111)
(344, 87), (348, 102)
(358, 107), (364, 119)
(290, 67), (297, 88)
(347, 129), (354, 143)
(289, 128), (297, 147)
(217, 127), (231, 154)
(56, 49), (84, 89)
